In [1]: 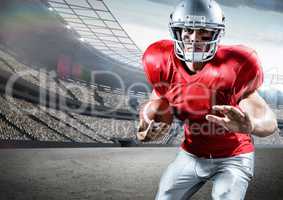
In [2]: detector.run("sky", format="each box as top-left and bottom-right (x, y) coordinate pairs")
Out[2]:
(104, 0), (283, 80)
(148, 0), (283, 14)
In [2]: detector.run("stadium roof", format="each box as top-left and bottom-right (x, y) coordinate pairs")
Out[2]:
(46, 0), (142, 68)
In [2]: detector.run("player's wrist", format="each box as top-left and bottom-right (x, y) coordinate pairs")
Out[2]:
(247, 116), (256, 135)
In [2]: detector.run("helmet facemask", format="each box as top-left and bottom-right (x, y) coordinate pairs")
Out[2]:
(169, 26), (224, 63)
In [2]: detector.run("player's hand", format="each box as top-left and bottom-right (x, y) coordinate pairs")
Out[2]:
(205, 105), (254, 134)
(137, 120), (171, 141)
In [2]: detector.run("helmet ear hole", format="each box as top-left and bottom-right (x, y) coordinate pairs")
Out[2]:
(170, 27), (182, 41)
(175, 28), (182, 41)
(212, 30), (220, 40)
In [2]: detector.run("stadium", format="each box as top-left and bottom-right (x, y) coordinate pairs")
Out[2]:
(0, 0), (283, 199)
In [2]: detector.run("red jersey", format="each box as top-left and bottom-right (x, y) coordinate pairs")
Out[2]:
(142, 40), (264, 158)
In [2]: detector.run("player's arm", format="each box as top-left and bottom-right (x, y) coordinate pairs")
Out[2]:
(150, 89), (163, 100)
(139, 41), (173, 141)
(238, 91), (278, 137)
(206, 91), (278, 137)
(205, 48), (278, 137)
(137, 90), (171, 141)
(137, 90), (160, 135)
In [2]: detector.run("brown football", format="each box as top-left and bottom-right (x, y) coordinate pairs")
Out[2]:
(139, 98), (173, 125)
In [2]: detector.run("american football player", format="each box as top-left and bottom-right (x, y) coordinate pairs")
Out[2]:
(138, 0), (278, 199)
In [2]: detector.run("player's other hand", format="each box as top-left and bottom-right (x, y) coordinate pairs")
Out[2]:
(137, 119), (171, 141)
(205, 105), (254, 134)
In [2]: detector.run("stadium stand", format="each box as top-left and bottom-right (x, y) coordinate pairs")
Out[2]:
(0, 95), (67, 141)
(0, 46), (151, 144)
(71, 113), (138, 141)
(0, 114), (30, 140)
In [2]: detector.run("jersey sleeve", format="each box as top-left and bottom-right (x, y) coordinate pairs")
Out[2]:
(232, 50), (264, 103)
(142, 41), (171, 97)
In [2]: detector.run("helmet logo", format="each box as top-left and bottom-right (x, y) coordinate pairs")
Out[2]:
(185, 15), (206, 26)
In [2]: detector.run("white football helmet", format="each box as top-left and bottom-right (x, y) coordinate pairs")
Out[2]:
(169, 0), (225, 63)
